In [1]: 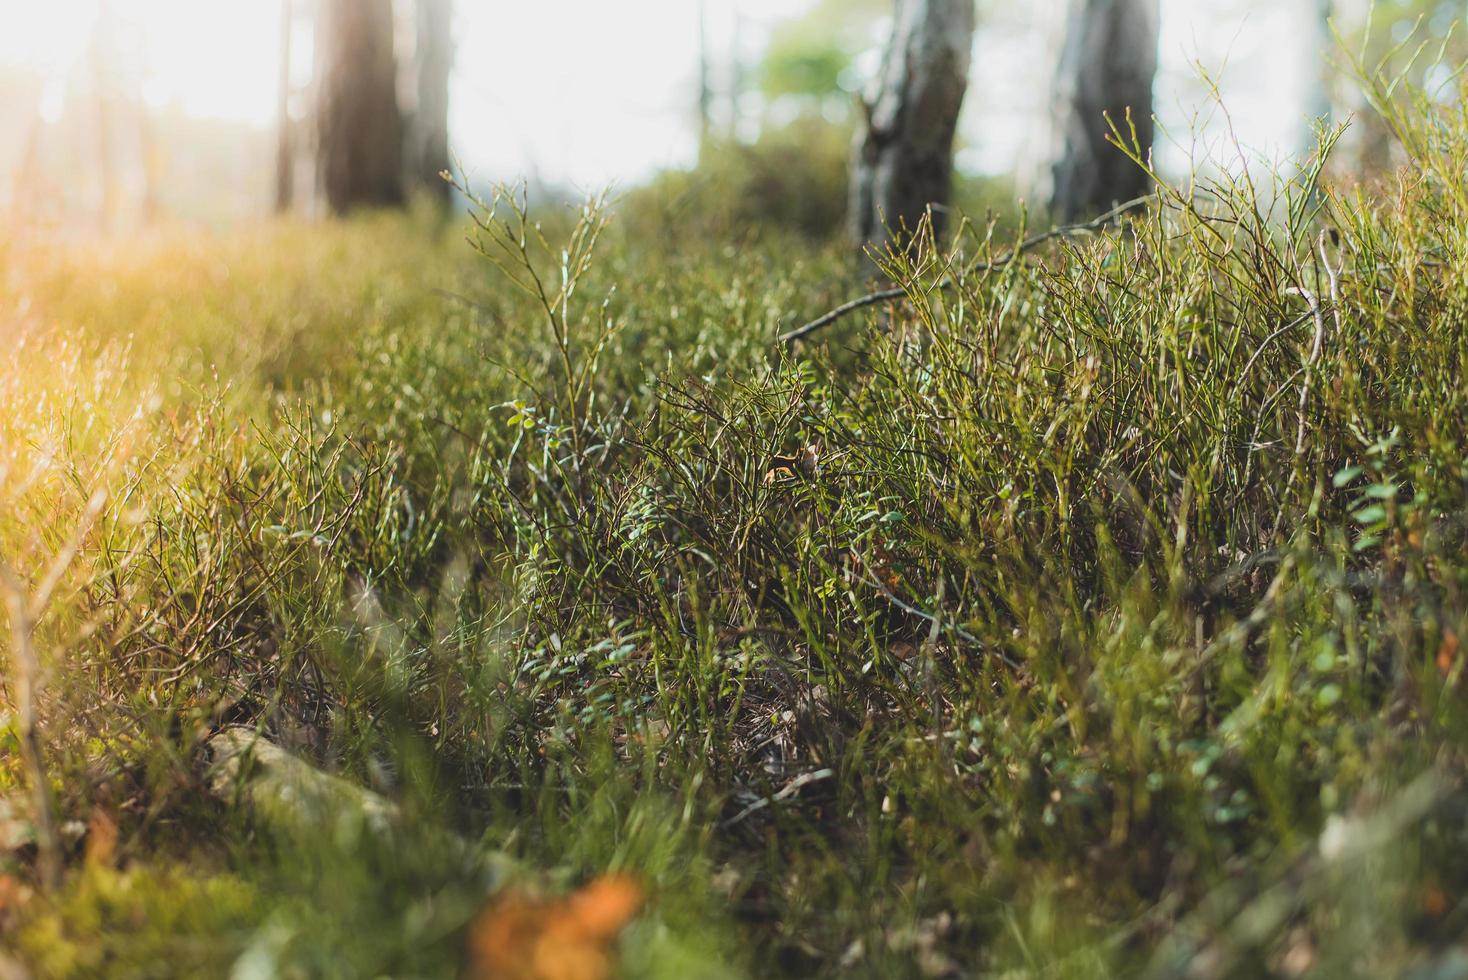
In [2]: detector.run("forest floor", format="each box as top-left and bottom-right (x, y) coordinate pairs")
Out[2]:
(5, 101), (1468, 977)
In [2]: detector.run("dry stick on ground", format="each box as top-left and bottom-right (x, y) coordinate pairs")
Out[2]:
(0, 488), (108, 891)
(779, 195), (1153, 345)
(720, 768), (836, 829)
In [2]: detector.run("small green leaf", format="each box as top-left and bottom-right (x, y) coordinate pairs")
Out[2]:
(1352, 504), (1388, 525)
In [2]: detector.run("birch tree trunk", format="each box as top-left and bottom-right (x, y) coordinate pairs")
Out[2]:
(848, 0), (975, 261)
(1047, 0), (1158, 221)
(410, 0), (453, 202)
(316, 0), (403, 214)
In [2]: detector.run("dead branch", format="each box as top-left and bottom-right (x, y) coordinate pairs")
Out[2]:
(779, 196), (1153, 345)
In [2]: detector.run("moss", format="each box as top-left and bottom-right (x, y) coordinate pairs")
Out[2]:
(13, 866), (264, 979)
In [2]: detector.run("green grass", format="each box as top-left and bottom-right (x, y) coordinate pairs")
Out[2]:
(6, 69), (1468, 977)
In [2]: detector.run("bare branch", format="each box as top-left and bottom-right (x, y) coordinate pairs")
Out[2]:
(779, 196), (1152, 345)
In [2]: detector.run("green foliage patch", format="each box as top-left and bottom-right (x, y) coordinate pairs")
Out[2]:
(4, 64), (1468, 979)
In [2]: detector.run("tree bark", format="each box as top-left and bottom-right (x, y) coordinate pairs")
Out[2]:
(1047, 0), (1158, 221)
(410, 0), (453, 202)
(316, 0), (403, 214)
(848, 0), (975, 262)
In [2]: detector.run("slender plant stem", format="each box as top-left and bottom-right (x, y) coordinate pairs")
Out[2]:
(0, 566), (61, 891)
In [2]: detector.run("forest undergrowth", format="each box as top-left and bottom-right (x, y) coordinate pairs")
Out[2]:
(4, 69), (1468, 978)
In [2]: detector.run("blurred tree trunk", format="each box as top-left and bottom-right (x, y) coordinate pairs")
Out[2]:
(316, 0), (403, 214)
(848, 0), (975, 261)
(410, 0), (453, 202)
(1047, 0), (1158, 221)
(275, 0), (295, 214)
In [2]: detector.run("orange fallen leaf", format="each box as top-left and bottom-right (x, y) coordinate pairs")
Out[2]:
(466, 874), (644, 980)
(1437, 628), (1460, 678)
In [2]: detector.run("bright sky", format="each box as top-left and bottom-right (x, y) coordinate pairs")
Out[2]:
(0, 0), (1337, 193)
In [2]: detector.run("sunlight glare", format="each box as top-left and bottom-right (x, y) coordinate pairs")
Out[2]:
(2, 0), (283, 127)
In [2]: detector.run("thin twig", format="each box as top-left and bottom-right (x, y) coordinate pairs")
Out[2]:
(922, 576), (945, 739)
(1285, 282), (1325, 458)
(1235, 309), (1319, 383)
(431, 287), (497, 318)
(778, 196), (1153, 344)
(1197, 554), (1296, 667)
(720, 768), (835, 829)
(1285, 231), (1341, 458)
(0, 564), (60, 891)
(861, 566), (1023, 671)
(0, 487), (108, 891)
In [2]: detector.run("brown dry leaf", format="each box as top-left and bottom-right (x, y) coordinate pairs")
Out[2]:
(762, 445), (820, 485)
(466, 874), (644, 980)
(870, 542), (902, 592)
(84, 808), (118, 869)
(889, 641), (919, 662)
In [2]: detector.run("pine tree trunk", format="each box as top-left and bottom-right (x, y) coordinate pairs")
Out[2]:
(410, 0), (453, 202)
(1047, 0), (1158, 221)
(316, 0), (403, 214)
(848, 0), (975, 262)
